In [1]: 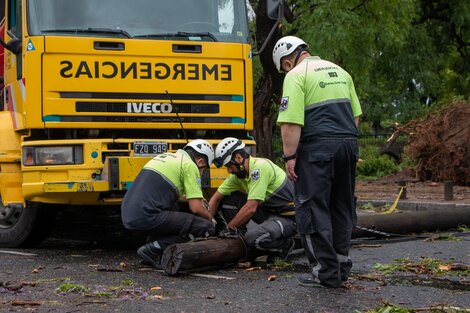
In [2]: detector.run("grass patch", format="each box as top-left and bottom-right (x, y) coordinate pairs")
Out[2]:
(355, 301), (470, 313)
(53, 280), (155, 300)
(355, 302), (414, 313)
(427, 234), (462, 242)
(267, 259), (294, 271)
(121, 278), (135, 286)
(457, 224), (470, 232)
(56, 283), (90, 293)
(373, 257), (469, 276)
(357, 202), (393, 213)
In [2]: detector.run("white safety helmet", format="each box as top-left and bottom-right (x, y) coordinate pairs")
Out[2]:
(272, 36), (309, 73)
(213, 137), (246, 168)
(184, 139), (215, 165)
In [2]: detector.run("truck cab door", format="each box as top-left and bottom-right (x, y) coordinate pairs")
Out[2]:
(4, 0), (22, 83)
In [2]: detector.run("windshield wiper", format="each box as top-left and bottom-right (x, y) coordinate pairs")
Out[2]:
(135, 32), (218, 42)
(41, 27), (132, 38)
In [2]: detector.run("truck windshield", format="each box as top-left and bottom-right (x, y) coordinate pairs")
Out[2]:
(27, 0), (249, 43)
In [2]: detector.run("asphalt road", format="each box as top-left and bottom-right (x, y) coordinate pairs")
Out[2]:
(1, 208), (469, 313)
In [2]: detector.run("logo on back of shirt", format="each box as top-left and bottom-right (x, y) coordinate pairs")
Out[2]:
(279, 97), (289, 112)
(251, 169), (260, 181)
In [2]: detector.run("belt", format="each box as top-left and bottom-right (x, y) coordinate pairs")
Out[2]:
(269, 203), (295, 216)
(279, 211), (295, 216)
(301, 136), (357, 143)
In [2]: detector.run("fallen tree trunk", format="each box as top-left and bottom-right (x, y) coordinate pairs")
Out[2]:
(354, 208), (470, 237)
(161, 237), (247, 275)
(160, 209), (469, 275)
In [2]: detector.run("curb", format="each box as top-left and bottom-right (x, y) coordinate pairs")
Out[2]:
(357, 199), (470, 211)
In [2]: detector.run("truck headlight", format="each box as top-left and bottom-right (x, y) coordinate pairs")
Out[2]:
(22, 146), (83, 166)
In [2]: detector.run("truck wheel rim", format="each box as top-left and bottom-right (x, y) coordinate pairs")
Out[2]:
(0, 203), (23, 229)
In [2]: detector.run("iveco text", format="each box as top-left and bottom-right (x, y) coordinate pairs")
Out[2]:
(127, 102), (172, 113)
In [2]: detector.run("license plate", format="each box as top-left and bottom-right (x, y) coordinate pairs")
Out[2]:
(133, 141), (168, 156)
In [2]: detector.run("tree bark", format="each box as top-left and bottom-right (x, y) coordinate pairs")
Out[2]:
(353, 208), (470, 238)
(252, 0), (285, 159)
(161, 237), (247, 275)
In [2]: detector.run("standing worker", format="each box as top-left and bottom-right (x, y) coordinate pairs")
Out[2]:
(209, 137), (296, 262)
(121, 139), (216, 269)
(273, 36), (362, 288)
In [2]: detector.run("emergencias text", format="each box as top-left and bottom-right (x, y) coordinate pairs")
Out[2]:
(60, 61), (232, 81)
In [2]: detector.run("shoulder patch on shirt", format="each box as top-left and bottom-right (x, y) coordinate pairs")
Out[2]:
(251, 169), (260, 181)
(196, 177), (201, 186)
(279, 97), (289, 112)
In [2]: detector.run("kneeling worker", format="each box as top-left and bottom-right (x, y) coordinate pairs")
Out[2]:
(209, 137), (296, 261)
(121, 139), (216, 269)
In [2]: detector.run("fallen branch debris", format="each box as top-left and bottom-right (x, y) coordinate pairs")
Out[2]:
(401, 100), (470, 185)
(11, 300), (42, 306)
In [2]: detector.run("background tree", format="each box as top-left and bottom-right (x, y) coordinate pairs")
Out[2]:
(250, 0), (285, 160)
(251, 0), (469, 157)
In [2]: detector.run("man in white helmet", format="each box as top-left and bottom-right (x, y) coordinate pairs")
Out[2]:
(273, 36), (362, 288)
(121, 139), (216, 269)
(209, 137), (296, 262)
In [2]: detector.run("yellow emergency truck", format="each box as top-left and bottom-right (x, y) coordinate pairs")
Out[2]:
(0, 0), (286, 247)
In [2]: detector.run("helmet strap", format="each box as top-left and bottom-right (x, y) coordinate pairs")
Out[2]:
(229, 154), (247, 178)
(293, 49), (304, 68)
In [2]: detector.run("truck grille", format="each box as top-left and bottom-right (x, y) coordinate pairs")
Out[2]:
(59, 116), (232, 123)
(61, 92), (237, 101)
(75, 102), (219, 113)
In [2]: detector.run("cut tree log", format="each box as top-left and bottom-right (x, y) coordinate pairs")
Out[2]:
(161, 237), (247, 275)
(354, 208), (470, 237)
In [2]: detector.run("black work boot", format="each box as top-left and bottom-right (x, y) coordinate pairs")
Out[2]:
(297, 274), (325, 288)
(340, 260), (352, 282)
(280, 238), (296, 260)
(266, 238), (296, 264)
(137, 241), (163, 269)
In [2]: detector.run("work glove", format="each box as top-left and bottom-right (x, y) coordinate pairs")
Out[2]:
(218, 226), (241, 238)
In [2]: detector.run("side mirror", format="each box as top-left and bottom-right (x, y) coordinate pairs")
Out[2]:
(0, 31), (22, 55)
(252, 0), (284, 56)
(5, 38), (21, 55)
(267, 0), (284, 20)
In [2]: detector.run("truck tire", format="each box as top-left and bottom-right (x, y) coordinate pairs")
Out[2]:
(0, 198), (57, 248)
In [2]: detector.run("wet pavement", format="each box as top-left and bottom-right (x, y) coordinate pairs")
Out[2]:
(0, 206), (469, 313)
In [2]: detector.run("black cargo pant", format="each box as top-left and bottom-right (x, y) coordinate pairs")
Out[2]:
(215, 194), (296, 258)
(295, 138), (358, 287)
(244, 213), (296, 257)
(145, 211), (215, 250)
(121, 169), (215, 251)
